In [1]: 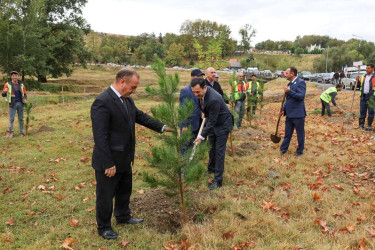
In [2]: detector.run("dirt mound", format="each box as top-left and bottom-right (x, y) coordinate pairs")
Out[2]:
(131, 189), (204, 234)
(232, 126), (264, 139)
(37, 125), (56, 133)
(229, 141), (261, 157)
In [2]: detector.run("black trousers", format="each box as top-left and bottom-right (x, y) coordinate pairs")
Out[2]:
(321, 99), (332, 117)
(208, 132), (230, 184)
(95, 168), (132, 233)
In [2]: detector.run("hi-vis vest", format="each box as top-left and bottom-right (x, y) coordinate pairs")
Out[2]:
(320, 87), (337, 103)
(246, 81), (260, 98)
(359, 74), (375, 96)
(5, 81), (25, 103)
(233, 80), (248, 101)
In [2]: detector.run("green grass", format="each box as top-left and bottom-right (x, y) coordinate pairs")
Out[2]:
(0, 68), (374, 249)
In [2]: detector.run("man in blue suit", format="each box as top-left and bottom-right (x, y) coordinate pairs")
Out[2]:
(280, 67), (306, 156)
(192, 78), (233, 190)
(179, 69), (205, 153)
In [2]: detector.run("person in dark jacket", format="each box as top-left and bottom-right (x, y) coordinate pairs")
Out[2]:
(191, 78), (233, 190)
(91, 67), (171, 239)
(204, 67), (227, 103)
(280, 67), (306, 156)
(179, 69), (205, 153)
(320, 84), (343, 117)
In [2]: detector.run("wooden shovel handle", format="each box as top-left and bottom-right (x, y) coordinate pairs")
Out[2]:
(275, 92), (287, 135)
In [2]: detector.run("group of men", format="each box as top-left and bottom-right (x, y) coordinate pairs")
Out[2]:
(3, 64), (374, 240)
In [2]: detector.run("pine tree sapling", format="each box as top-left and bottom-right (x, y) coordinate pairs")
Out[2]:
(142, 56), (209, 223)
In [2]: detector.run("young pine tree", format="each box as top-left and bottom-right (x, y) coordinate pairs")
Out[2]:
(142, 57), (209, 223)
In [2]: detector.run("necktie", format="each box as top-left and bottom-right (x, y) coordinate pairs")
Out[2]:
(120, 96), (129, 115)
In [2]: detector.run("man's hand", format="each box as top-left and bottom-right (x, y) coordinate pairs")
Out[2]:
(201, 112), (205, 119)
(182, 127), (188, 133)
(23, 99), (27, 104)
(164, 126), (173, 132)
(280, 110), (284, 116)
(194, 137), (202, 145)
(3, 87), (8, 92)
(104, 166), (116, 177)
(284, 86), (290, 93)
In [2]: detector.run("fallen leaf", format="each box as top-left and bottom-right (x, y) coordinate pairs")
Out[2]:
(83, 196), (89, 202)
(358, 238), (368, 250)
(138, 189), (144, 194)
(28, 211), (36, 216)
(5, 217), (15, 225)
(332, 185), (344, 191)
(313, 193), (321, 201)
(3, 188), (11, 194)
(119, 240), (130, 247)
(87, 206), (95, 212)
(222, 230), (237, 239)
(61, 238), (77, 250)
(357, 214), (366, 222)
(69, 218), (79, 228)
(74, 186), (80, 191)
(80, 157), (89, 163)
(314, 219), (329, 233)
(261, 199), (281, 211)
(365, 227), (375, 238)
(37, 185), (46, 190)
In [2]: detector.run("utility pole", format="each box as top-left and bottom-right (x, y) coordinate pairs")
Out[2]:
(325, 46), (329, 73)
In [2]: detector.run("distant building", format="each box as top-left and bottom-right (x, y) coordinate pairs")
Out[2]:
(229, 59), (242, 69)
(306, 44), (324, 53)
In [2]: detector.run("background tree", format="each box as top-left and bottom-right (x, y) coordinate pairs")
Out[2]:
(143, 57), (209, 223)
(165, 43), (186, 66)
(238, 24), (256, 52)
(0, 0), (90, 82)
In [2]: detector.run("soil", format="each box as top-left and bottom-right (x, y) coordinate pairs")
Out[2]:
(130, 189), (209, 234)
(37, 125), (56, 133)
(232, 126), (265, 138)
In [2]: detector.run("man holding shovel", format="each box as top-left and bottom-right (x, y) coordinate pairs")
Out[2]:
(320, 84), (343, 117)
(2, 71), (27, 138)
(280, 67), (306, 156)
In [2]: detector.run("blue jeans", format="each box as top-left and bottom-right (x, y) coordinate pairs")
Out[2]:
(234, 100), (245, 127)
(280, 117), (305, 154)
(9, 102), (24, 133)
(359, 94), (374, 119)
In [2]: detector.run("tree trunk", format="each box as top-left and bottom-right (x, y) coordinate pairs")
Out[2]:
(38, 75), (47, 83)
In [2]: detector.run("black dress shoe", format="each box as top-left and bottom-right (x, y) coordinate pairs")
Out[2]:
(99, 229), (118, 240)
(209, 181), (222, 190)
(117, 218), (144, 225)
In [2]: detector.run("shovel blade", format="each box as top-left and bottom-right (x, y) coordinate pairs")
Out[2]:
(270, 134), (281, 143)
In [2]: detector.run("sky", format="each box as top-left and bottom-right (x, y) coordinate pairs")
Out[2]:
(83, 0), (375, 45)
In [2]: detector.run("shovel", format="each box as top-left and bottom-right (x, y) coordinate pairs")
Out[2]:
(270, 92), (286, 143)
(189, 118), (206, 161)
(342, 76), (360, 130)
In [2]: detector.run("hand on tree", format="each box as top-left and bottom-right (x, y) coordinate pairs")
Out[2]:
(105, 166), (116, 177)
(23, 99), (27, 104)
(182, 127), (188, 133)
(164, 126), (173, 132)
(284, 86), (290, 93)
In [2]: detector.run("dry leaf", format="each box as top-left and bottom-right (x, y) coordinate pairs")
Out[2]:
(83, 196), (89, 202)
(332, 185), (344, 191)
(313, 193), (321, 201)
(365, 227), (375, 238)
(61, 238), (77, 250)
(69, 218), (79, 228)
(314, 219), (328, 233)
(138, 189), (144, 194)
(222, 230), (237, 239)
(28, 211), (36, 216)
(358, 238), (368, 250)
(261, 199), (281, 211)
(357, 214), (366, 222)
(5, 217), (15, 225)
(87, 206), (95, 212)
(119, 240), (130, 247)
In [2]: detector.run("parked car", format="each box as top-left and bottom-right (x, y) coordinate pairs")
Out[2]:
(310, 73), (323, 82)
(299, 71), (312, 81)
(321, 73), (332, 84)
(275, 70), (285, 78)
(341, 72), (361, 90)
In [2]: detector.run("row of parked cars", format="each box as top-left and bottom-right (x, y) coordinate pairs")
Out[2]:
(297, 71), (362, 90)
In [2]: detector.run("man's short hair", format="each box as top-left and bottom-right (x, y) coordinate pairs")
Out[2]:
(336, 84), (343, 88)
(251, 74), (256, 77)
(288, 67), (298, 76)
(11, 71), (18, 75)
(116, 67), (140, 82)
(190, 77), (206, 88)
(366, 64), (374, 69)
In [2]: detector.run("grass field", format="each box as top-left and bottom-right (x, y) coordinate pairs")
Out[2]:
(0, 67), (374, 249)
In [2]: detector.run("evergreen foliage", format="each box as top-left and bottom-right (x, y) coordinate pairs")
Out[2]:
(142, 56), (209, 223)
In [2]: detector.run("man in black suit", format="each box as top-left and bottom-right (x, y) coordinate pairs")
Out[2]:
(91, 67), (171, 239)
(191, 78), (233, 190)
